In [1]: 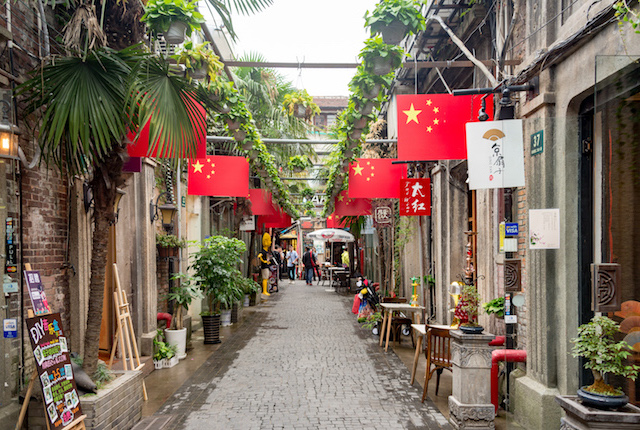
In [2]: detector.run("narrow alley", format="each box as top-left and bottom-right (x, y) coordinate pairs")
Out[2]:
(145, 282), (450, 430)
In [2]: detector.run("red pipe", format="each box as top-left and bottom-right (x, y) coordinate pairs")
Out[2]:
(491, 349), (526, 413)
(157, 312), (172, 329)
(489, 336), (505, 346)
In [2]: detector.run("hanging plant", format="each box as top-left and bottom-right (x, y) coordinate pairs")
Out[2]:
(300, 186), (314, 200)
(173, 41), (224, 81)
(364, 0), (426, 45)
(359, 36), (406, 76)
(141, 0), (204, 43)
(288, 155), (312, 172)
(283, 90), (321, 121)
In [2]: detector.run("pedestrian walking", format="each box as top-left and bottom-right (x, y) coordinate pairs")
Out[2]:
(286, 245), (298, 283)
(302, 246), (316, 285)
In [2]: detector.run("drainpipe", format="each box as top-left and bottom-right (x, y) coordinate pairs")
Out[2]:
(491, 349), (526, 413)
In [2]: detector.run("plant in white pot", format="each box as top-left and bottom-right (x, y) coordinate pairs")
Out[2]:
(364, 0), (426, 45)
(571, 316), (640, 408)
(165, 273), (202, 359)
(141, 0), (204, 45)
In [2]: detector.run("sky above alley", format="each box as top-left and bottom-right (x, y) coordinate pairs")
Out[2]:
(227, 0), (378, 97)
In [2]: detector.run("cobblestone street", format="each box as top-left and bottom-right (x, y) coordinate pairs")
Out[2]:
(152, 281), (451, 429)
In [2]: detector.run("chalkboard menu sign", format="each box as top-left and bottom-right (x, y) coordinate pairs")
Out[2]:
(26, 313), (82, 428)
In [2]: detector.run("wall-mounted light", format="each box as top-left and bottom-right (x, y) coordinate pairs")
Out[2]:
(112, 188), (125, 225)
(83, 182), (94, 213)
(0, 98), (19, 160)
(150, 191), (177, 232)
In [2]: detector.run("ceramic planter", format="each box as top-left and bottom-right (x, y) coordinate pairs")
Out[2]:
(231, 302), (240, 324)
(220, 309), (232, 326)
(164, 21), (188, 45)
(293, 104), (307, 118)
(459, 325), (484, 334)
(380, 21), (408, 45)
(234, 129), (247, 141)
(363, 83), (382, 99)
(358, 101), (375, 116)
(244, 294), (250, 307)
(242, 140), (253, 150)
(344, 149), (354, 158)
(164, 327), (187, 359)
(202, 314), (221, 344)
(220, 104), (231, 114)
(349, 129), (363, 140)
(248, 149), (259, 159)
(370, 57), (394, 76)
(354, 117), (368, 130)
(189, 66), (207, 80)
(577, 387), (629, 409)
(226, 119), (240, 130)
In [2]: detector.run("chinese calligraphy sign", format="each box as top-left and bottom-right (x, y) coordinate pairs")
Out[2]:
(400, 179), (431, 216)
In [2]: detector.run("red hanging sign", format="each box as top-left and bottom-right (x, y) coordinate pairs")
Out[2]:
(399, 178), (431, 216)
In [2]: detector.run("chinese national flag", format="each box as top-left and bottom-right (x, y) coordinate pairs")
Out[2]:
(396, 94), (493, 161)
(348, 159), (407, 199)
(334, 190), (371, 216)
(127, 100), (207, 159)
(187, 156), (249, 197)
(248, 189), (277, 215)
(326, 213), (347, 228)
(262, 206), (292, 228)
(399, 178), (431, 216)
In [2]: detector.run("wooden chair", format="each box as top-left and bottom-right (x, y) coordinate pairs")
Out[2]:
(381, 297), (415, 348)
(422, 327), (452, 402)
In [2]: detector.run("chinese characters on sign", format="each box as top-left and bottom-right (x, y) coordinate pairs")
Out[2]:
(465, 120), (526, 190)
(529, 208), (561, 249)
(26, 313), (82, 428)
(399, 179), (431, 216)
(25, 270), (51, 315)
(373, 206), (393, 229)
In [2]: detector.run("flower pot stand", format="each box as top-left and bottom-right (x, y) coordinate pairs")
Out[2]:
(555, 395), (640, 429)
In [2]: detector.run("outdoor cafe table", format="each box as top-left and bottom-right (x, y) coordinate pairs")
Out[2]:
(410, 324), (451, 385)
(325, 266), (348, 292)
(379, 303), (425, 352)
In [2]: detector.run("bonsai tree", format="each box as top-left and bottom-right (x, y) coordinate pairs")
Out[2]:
(455, 284), (480, 327)
(364, 0), (426, 43)
(166, 273), (203, 330)
(282, 90), (321, 121)
(191, 236), (247, 315)
(141, 0), (204, 37)
(482, 297), (505, 318)
(571, 316), (640, 396)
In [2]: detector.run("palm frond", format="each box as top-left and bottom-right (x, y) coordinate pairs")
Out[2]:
(225, 0), (273, 16)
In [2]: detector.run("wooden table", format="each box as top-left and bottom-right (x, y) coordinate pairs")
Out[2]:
(379, 303), (425, 352)
(410, 324), (451, 385)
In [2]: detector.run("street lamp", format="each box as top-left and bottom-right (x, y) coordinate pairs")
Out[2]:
(150, 191), (177, 232)
(0, 98), (19, 160)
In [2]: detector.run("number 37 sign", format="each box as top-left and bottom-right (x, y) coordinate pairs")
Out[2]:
(400, 178), (431, 216)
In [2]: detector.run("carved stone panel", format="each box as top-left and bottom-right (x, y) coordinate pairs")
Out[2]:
(504, 259), (521, 292)
(591, 263), (621, 312)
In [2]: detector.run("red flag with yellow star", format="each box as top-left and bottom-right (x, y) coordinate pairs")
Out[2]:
(347, 159), (407, 199)
(248, 189), (277, 215)
(187, 156), (249, 197)
(334, 190), (372, 216)
(396, 94), (493, 160)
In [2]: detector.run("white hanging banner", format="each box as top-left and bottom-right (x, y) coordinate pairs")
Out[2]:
(465, 119), (525, 190)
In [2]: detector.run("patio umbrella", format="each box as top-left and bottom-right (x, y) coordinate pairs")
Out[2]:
(306, 228), (355, 243)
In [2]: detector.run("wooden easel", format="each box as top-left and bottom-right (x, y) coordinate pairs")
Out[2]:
(16, 263), (87, 430)
(108, 263), (148, 401)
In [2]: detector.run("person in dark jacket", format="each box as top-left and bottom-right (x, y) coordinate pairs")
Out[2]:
(302, 247), (317, 285)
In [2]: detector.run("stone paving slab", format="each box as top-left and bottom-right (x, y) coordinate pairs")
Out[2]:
(154, 280), (452, 430)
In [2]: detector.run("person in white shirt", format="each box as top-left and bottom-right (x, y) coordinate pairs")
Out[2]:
(286, 245), (299, 283)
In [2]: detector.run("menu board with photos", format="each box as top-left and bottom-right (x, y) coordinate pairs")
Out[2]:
(24, 270), (52, 315)
(26, 313), (82, 428)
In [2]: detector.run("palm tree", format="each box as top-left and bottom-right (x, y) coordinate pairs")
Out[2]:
(19, 0), (273, 378)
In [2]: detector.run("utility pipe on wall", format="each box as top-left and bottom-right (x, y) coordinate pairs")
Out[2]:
(491, 349), (527, 413)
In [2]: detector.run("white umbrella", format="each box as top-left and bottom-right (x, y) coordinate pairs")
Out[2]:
(306, 228), (354, 242)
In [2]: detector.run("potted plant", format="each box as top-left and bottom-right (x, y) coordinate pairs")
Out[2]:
(153, 329), (178, 369)
(482, 297), (505, 318)
(455, 284), (483, 334)
(239, 277), (260, 308)
(359, 36), (406, 76)
(570, 316), (640, 408)
(191, 236), (247, 344)
(364, 0), (426, 45)
(300, 186), (314, 200)
(156, 233), (186, 258)
(141, 0), (205, 45)
(288, 155), (312, 173)
(173, 41), (224, 81)
(164, 273), (202, 359)
(282, 90), (321, 121)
